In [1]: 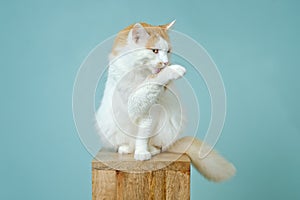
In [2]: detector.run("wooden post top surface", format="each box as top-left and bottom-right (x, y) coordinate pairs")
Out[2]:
(92, 150), (190, 172)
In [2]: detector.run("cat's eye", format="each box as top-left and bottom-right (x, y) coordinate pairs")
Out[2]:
(152, 49), (159, 54)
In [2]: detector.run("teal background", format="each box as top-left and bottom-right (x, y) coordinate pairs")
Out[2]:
(1, 0), (299, 199)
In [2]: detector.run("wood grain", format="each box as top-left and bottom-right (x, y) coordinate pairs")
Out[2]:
(92, 170), (117, 200)
(92, 152), (191, 200)
(166, 170), (190, 200)
(92, 151), (190, 172)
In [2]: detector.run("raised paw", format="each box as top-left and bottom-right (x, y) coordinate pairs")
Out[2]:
(118, 145), (133, 154)
(134, 150), (151, 161)
(167, 64), (186, 80)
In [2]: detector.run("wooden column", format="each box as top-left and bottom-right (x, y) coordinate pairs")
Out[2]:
(92, 151), (191, 200)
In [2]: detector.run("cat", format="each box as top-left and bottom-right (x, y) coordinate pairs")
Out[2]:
(96, 21), (236, 182)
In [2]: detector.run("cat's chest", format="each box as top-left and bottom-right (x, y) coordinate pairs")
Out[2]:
(113, 69), (148, 90)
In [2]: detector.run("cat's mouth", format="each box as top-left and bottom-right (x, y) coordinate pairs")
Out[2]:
(152, 66), (165, 74)
(153, 67), (162, 74)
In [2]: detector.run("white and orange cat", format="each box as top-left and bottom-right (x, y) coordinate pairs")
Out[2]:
(96, 21), (235, 182)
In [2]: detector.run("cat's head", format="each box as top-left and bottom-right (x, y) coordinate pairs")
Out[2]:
(111, 21), (175, 74)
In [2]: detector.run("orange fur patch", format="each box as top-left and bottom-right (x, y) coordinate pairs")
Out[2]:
(111, 22), (170, 56)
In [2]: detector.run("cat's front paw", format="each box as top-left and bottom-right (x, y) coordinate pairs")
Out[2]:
(167, 64), (186, 80)
(134, 150), (151, 161)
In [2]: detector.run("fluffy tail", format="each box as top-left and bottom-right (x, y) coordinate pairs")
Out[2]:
(167, 136), (236, 182)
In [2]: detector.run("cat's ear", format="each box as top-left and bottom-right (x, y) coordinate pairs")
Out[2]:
(163, 20), (176, 30)
(129, 23), (149, 44)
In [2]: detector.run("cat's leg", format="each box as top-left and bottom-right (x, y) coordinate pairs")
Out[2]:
(134, 138), (151, 160)
(134, 118), (152, 160)
(118, 144), (134, 154)
(127, 84), (162, 161)
(129, 65), (186, 161)
(134, 119), (161, 159)
(150, 64), (186, 86)
(128, 64), (186, 125)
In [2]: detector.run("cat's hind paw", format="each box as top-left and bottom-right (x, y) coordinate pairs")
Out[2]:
(149, 145), (161, 156)
(118, 144), (133, 154)
(134, 150), (151, 161)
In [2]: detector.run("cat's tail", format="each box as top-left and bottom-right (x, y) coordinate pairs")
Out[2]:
(167, 136), (236, 182)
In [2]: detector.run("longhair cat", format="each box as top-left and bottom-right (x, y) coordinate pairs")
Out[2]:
(96, 21), (235, 182)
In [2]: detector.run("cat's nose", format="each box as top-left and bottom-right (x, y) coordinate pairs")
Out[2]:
(162, 62), (169, 67)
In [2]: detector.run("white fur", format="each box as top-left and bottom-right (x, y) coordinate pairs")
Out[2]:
(168, 137), (236, 182)
(95, 24), (236, 182)
(96, 25), (185, 160)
